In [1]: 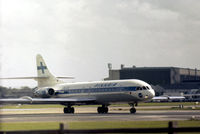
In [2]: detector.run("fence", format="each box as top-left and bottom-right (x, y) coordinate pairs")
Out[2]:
(0, 122), (200, 134)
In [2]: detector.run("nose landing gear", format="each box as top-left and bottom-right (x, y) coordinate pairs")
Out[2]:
(130, 107), (136, 114)
(129, 102), (137, 114)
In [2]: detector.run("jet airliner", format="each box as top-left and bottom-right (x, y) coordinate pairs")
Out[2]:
(0, 54), (155, 114)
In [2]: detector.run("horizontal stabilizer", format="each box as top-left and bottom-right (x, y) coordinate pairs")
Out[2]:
(0, 77), (48, 80)
(0, 76), (74, 80)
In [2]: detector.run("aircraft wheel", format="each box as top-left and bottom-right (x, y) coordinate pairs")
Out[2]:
(64, 107), (69, 113)
(104, 107), (108, 113)
(97, 107), (108, 114)
(64, 107), (74, 114)
(97, 107), (103, 114)
(70, 107), (75, 113)
(130, 108), (136, 114)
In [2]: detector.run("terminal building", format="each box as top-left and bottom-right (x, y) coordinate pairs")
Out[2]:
(105, 64), (200, 94)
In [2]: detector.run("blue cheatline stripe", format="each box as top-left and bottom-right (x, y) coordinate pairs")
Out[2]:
(55, 86), (137, 95)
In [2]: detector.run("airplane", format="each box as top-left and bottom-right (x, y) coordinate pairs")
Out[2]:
(152, 96), (185, 102)
(0, 54), (155, 114)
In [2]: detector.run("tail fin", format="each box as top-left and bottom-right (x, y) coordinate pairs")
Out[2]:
(0, 54), (73, 87)
(36, 54), (60, 87)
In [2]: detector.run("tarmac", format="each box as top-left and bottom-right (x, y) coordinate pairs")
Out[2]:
(1, 106), (200, 123)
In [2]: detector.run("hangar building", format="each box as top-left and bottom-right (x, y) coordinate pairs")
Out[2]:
(104, 64), (200, 90)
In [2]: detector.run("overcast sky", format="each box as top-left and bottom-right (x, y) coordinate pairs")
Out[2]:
(1, 0), (200, 88)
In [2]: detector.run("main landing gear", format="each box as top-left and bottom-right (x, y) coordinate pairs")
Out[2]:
(63, 106), (74, 114)
(97, 105), (108, 114)
(129, 103), (137, 114)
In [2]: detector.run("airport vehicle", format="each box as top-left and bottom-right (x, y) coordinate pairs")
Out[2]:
(0, 54), (155, 114)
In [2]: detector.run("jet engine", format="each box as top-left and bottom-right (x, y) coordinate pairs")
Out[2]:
(34, 87), (55, 98)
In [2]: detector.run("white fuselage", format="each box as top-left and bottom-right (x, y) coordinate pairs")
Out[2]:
(48, 79), (155, 104)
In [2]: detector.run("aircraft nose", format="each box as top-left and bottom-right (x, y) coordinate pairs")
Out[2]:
(150, 89), (155, 98)
(144, 89), (155, 100)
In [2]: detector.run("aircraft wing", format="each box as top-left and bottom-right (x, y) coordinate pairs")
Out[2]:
(0, 97), (96, 105)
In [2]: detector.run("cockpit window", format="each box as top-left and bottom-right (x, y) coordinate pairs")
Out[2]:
(136, 87), (145, 90)
(146, 86), (150, 90)
(142, 86), (147, 90)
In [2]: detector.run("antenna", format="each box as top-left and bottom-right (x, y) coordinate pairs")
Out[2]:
(108, 63), (112, 70)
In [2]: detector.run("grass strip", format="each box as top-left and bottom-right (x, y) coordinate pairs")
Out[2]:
(0, 120), (200, 131)
(68, 120), (200, 129)
(0, 122), (60, 131)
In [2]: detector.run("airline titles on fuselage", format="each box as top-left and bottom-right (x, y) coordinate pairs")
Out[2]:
(94, 83), (118, 88)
